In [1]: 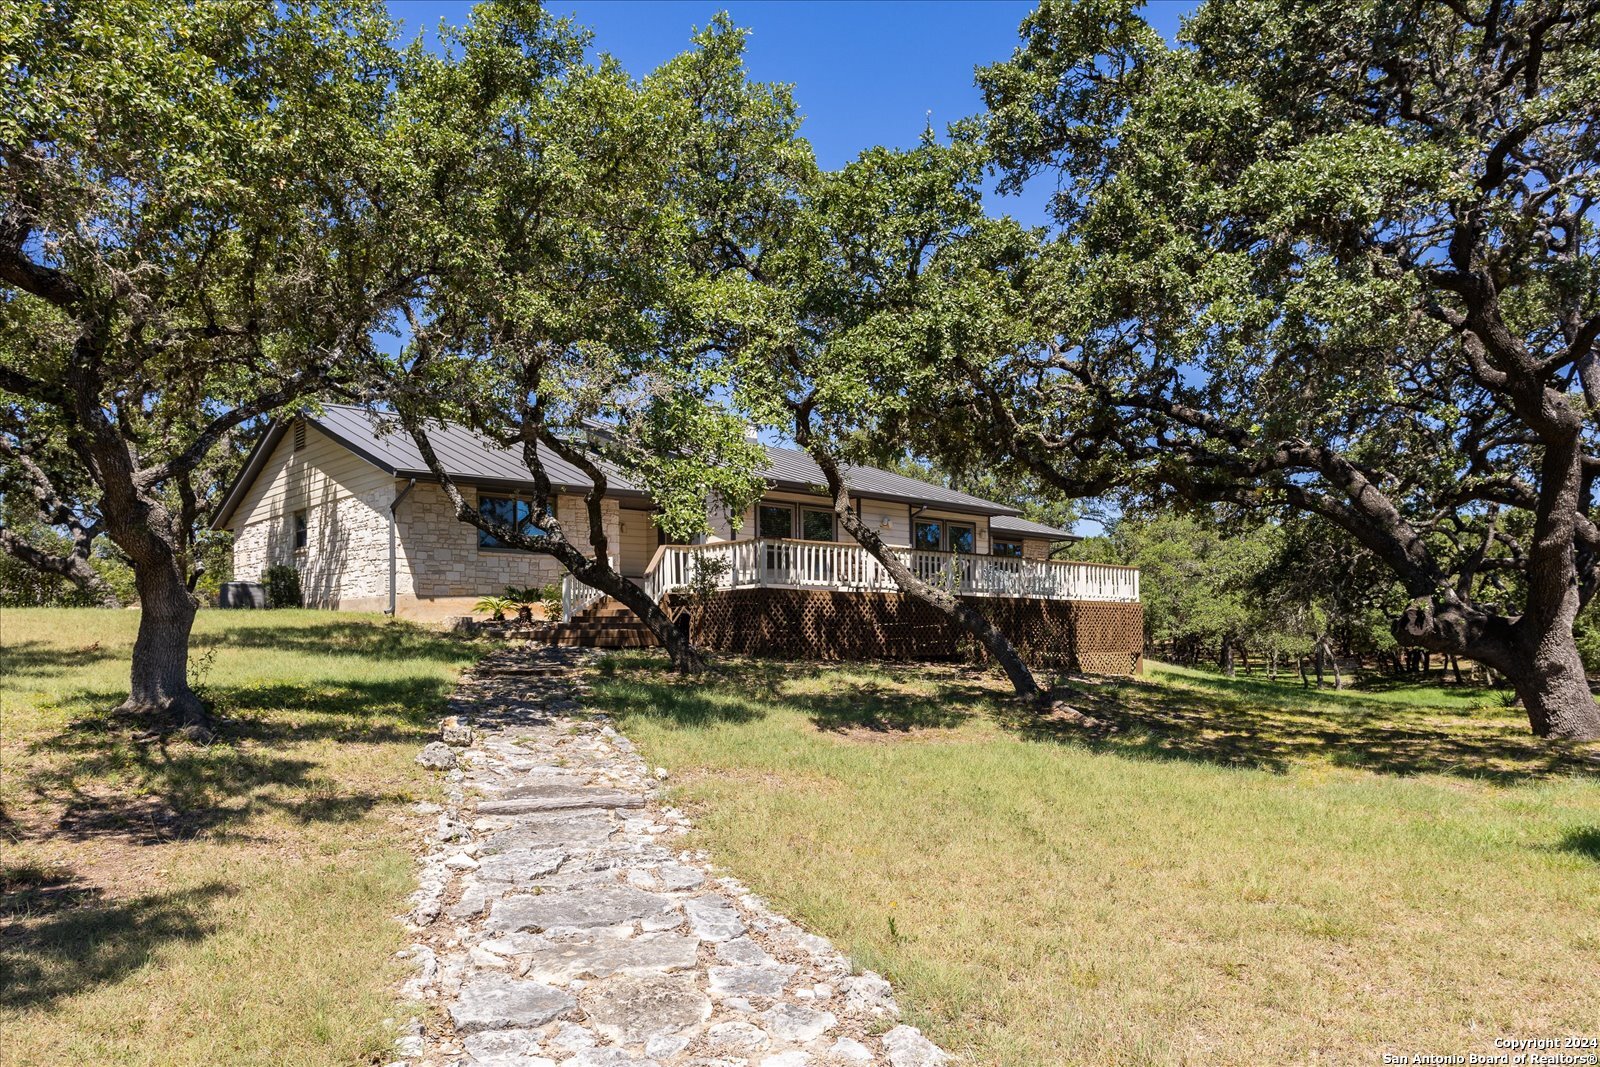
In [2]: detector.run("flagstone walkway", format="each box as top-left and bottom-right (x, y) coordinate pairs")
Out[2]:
(390, 646), (951, 1067)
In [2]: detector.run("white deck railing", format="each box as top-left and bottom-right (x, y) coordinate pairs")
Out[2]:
(562, 538), (1139, 622)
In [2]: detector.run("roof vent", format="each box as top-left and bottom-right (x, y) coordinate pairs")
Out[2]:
(293, 421), (307, 452)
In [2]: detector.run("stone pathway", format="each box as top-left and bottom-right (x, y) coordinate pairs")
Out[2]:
(391, 646), (951, 1067)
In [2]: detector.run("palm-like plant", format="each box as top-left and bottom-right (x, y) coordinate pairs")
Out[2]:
(474, 594), (514, 622)
(503, 586), (541, 625)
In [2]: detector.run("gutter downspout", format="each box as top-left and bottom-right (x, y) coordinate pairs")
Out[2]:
(386, 478), (417, 616)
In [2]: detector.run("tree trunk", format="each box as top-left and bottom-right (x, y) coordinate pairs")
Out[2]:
(1395, 593), (1600, 740)
(117, 538), (205, 725)
(799, 433), (1041, 700)
(569, 557), (706, 674)
(1501, 630), (1600, 740)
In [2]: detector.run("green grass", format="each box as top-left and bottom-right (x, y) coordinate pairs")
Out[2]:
(589, 655), (1600, 1067)
(0, 609), (482, 1067)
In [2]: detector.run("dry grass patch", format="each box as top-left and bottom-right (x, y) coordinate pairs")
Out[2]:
(590, 655), (1600, 1067)
(0, 608), (481, 1067)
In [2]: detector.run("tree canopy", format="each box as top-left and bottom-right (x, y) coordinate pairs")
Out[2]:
(1, 0), (420, 723)
(951, 0), (1600, 738)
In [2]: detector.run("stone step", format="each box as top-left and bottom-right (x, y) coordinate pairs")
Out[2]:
(476, 790), (645, 814)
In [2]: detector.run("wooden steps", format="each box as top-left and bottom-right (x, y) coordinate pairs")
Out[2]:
(536, 596), (664, 649)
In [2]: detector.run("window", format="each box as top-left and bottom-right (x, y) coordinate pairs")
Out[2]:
(801, 508), (835, 541)
(993, 541), (1023, 558)
(757, 503), (794, 539)
(915, 518), (976, 553)
(948, 523), (976, 554)
(293, 509), (308, 550)
(478, 495), (544, 549)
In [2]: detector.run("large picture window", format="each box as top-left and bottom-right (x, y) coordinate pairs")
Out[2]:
(478, 495), (544, 549)
(758, 503), (795, 539)
(801, 508), (835, 541)
(914, 520), (943, 552)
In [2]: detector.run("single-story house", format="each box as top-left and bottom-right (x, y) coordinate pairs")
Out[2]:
(212, 405), (1143, 671)
(213, 405), (1083, 616)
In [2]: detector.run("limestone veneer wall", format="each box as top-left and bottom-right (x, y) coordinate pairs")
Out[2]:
(394, 482), (621, 605)
(229, 424), (393, 607)
(230, 423), (623, 616)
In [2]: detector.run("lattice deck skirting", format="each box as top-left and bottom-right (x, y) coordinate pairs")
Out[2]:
(661, 589), (1144, 676)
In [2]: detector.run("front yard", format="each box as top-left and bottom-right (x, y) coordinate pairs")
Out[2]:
(0, 609), (480, 1067)
(589, 655), (1600, 1066)
(3, 611), (1596, 1066)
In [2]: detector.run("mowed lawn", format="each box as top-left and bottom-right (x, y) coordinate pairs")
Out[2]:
(589, 656), (1600, 1067)
(0, 608), (480, 1067)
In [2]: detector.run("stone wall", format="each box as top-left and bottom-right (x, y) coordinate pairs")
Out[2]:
(229, 428), (624, 616)
(395, 482), (621, 611)
(1022, 538), (1051, 560)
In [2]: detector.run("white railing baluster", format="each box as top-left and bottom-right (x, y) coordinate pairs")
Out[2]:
(579, 537), (1140, 621)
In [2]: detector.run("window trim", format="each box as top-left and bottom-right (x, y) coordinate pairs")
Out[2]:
(947, 521), (977, 554)
(914, 517), (977, 553)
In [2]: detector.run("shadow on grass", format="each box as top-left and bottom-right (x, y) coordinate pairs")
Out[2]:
(594, 652), (1595, 783)
(1557, 826), (1600, 863)
(1001, 673), (1597, 784)
(206, 620), (477, 664)
(592, 656), (989, 733)
(0, 864), (232, 1011)
(590, 661), (769, 728)
(17, 672), (458, 845)
(0, 639), (124, 682)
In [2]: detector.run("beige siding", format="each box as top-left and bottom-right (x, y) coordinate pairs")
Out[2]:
(617, 507), (658, 576)
(859, 498), (912, 547)
(230, 424), (390, 530)
(714, 492), (990, 552)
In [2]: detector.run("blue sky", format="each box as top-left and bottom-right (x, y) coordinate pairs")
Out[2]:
(387, 0), (1192, 227)
(380, 1), (1192, 528)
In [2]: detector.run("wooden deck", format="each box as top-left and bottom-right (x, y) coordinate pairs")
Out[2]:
(562, 538), (1140, 620)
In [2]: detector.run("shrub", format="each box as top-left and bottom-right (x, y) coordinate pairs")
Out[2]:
(263, 564), (303, 609)
(538, 582), (563, 622)
(474, 594), (514, 621)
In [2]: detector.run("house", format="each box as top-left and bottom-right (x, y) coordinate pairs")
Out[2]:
(212, 405), (1143, 672)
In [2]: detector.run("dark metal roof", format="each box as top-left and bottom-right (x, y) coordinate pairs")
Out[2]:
(989, 514), (1078, 541)
(309, 404), (642, 493)
(755, 445), (1019, 516)
(213, 404), (1024, 529)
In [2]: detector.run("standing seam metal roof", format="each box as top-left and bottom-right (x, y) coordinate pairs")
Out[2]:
(214, 404), (1033, 528)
